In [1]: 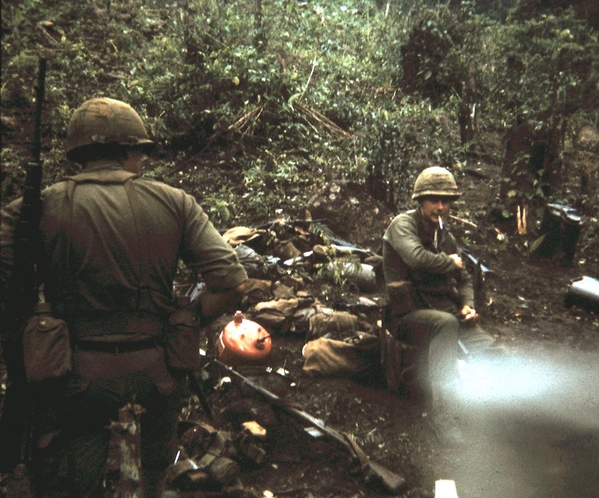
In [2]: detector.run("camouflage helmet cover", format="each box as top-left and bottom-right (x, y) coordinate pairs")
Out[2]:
(412, 166), (462, 201)
(66, 97), (153, 160)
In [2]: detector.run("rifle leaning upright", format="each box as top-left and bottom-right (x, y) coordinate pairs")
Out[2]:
(0, 57), (47, 473)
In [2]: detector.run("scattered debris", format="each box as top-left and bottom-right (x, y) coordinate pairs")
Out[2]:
(104, 401), (145, 498)
(210, 360), (407, 494)
(530, 203), (584, 267)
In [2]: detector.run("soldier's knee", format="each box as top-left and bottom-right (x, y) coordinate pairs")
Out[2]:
(429, 311), (460, 333)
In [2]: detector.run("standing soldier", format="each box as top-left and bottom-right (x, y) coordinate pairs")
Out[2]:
(0, 97), (248, 497)
(383, 166), (499, 447)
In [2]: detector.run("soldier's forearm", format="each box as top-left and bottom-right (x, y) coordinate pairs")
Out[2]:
(198, 281), (247, 323)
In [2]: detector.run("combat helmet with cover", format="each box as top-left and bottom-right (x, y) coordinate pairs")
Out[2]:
(412, 166), (462, 201)
(66, 97), (153, 162)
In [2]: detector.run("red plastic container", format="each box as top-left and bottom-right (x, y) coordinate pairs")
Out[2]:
(217, 311), (272, 366)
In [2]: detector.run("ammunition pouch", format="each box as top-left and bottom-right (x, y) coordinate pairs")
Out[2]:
(23, 303), (72, 383)
(164, 307), (202, 372)
(386, 280), (417, 320)
(379, 328), (414, 396)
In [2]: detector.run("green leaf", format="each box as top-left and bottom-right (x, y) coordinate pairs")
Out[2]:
(529, 234), (547, 254)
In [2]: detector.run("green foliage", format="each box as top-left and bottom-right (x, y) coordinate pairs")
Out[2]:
(201, 188), (237, 226)
(1, 0), (598, 231)
(399, 6), (464, 103)
(236, 152), (313, 221)
(395, 5), (599, 127)
(491, 10), (599, 123)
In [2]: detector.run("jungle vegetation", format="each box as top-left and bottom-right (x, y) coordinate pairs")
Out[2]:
(2, 0), (598, 247)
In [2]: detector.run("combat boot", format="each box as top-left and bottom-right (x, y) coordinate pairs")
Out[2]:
(430, 393), (466, 448)
(430, 408), (466, 448)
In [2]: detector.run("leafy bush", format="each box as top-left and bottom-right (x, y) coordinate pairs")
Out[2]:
(1, 0), (598, 231)
(492, 10), (599, 123)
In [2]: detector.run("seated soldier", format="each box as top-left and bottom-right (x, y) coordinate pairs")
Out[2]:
(382, 166), (499, 447)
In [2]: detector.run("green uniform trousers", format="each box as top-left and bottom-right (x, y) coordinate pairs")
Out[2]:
(38, 345), (184, 498)
(394, 309), (494, 409)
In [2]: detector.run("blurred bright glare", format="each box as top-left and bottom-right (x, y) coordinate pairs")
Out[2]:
(454, 348), (599, 431)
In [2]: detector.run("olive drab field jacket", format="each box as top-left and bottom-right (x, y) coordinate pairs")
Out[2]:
(382, 209), (474, 316)
(0, 161), (247, 338)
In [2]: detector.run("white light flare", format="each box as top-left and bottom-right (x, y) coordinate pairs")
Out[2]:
(457, 355), (550, 402)
(454, 347), (599, 432)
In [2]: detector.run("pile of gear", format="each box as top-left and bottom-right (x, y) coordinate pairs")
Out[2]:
(159, 222), (402, 496)
(189, 220), (390, 380)
(166, 419), (267, 494)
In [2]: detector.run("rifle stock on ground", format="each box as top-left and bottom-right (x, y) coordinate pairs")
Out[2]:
(214, 359), (407, 494)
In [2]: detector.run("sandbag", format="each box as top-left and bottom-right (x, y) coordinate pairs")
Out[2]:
(251, 298), (299, 334)
(307, 310), (359, 341)
(222, 226), (265, 246)
(292, 306), (318, 335)
(302, 333), (379, 378)
(242, 279), (274, 307)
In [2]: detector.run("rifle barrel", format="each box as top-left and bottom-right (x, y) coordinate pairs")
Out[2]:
(459, 246), (492, 275)
(32, 58), (47, 163)
(0, 56), (47, 472)
(214, 359), (406, 493)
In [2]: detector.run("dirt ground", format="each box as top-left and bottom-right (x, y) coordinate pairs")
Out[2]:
(2, 132), (598, 498)
(176, 148), (599, 498)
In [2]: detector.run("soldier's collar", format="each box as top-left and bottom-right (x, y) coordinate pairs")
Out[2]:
(68, 161), (139, 184)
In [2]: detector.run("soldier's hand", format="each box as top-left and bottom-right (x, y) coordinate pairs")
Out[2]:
(460, 305), (479, 325)
(449, 253), (463, 269)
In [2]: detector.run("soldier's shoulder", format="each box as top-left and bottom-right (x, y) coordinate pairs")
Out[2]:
(42, 179), (69, 195)
(385, 211), (417, 238)
(136, 177), (199, 209)
(392, 210), (417, 225)
(137, 176), (185, 195)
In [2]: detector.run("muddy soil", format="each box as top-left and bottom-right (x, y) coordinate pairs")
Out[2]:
(2, 133), (598, 498)
(180, 149), (599, 498)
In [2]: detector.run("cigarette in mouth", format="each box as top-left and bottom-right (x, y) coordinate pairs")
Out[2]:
(439, 216), (444, 230)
